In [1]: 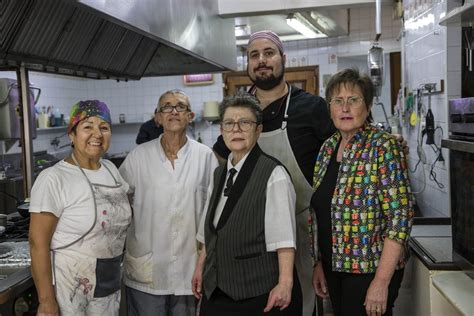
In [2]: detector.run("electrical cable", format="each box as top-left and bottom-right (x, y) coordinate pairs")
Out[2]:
(429, 153), (445, 189)
(406, 88), (446, 194)
(427, 126), (445, 189)
(410, 89), (427, 194)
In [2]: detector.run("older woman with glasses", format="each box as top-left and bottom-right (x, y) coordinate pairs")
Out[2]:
(119, 89), (218, 316)
(311, 69), (414, 316)
(192, 92), (302, 316)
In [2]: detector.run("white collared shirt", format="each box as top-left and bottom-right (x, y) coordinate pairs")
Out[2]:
(197, 151), (297, 251)
(120, 135), (219, 295)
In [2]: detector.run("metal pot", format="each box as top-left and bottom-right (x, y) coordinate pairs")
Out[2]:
(17, 203), (30, 218)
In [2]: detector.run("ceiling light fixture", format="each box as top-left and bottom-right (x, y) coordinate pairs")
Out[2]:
(286, 13), (327, 39)
(235, 24), (251, 37)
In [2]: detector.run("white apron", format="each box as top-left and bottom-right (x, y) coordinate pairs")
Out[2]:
(52, 158), (131, 315)
(255, 85), (316, 316)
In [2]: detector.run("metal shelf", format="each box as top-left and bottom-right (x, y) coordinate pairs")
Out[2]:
(35, 121), (143, 133)
(439, 3), (474, 27)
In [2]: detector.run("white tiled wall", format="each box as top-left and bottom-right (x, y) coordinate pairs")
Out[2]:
(337, 54), (392, 123)
(402, 0), (459, 217)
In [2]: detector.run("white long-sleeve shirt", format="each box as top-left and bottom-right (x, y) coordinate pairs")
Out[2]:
(197, 151), (297, 252)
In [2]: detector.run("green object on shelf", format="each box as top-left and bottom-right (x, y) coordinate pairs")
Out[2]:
(406, 93), (414, 112)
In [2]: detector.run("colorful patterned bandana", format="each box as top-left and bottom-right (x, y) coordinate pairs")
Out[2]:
(248, 30), (284, 54)
(67, 100), (112, 134)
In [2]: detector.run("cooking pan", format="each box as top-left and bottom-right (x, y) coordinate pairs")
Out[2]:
(0, 191), (30, 218)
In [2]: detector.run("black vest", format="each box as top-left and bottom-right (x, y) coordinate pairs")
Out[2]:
(203, 145), (282, 300)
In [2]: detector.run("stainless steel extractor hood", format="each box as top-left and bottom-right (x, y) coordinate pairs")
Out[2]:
(440, 0), (474, 27)
(0, 0), (236, 80)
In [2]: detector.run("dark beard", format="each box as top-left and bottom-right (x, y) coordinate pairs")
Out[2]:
(249, 64), (285, 91)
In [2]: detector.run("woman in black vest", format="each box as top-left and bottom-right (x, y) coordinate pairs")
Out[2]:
(192, 92), (302, 315)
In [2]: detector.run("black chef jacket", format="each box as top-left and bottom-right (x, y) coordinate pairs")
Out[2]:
(213, 85), (335, 185)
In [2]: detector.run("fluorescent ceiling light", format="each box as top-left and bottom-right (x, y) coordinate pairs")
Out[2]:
(286, 13), (327, 39)
(235, 25), (251, 37)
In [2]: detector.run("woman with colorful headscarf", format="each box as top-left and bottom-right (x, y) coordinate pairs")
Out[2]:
(29, 100), (132, 315)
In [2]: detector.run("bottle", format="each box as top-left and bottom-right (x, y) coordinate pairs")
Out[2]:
(38, 107), (48, 129)
(48, 106), (55, 127)
(197, 132), (202, 143)
(54, 108), (62, 127)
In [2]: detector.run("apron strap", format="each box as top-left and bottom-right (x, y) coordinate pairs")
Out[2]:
(52, 154), (99, 250)
(249, 83), (291, 130)
(281, 85), (291, 130)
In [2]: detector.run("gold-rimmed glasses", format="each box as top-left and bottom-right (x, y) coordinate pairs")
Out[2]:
(330, 96), (364, 108)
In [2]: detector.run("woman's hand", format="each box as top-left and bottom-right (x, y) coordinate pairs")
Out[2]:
(364, 239), (404, 315)
(364, 278), (389, 316)
(263, 280), (292, 312)
(191, 245), (206, 300)
(312, 261), (329, 298)
(36, 299), (59, 316)
(264, 247), (294, 312)
(191, 265), (203, 300)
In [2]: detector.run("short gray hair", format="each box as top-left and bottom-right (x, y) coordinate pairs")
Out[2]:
(157, 89), (191, 111)
(219, 92), (263, 124)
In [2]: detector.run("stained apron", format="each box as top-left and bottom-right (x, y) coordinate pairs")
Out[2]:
(52, 159), (131, 315)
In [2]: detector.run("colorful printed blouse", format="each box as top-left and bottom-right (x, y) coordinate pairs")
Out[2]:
(312, 124), (414, 274)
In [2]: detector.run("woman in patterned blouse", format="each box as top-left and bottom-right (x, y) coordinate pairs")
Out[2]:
(311, 68), (414, 316)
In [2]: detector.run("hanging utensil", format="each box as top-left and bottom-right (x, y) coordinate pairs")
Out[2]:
(465, 27), (473, 72)
(470, 27), (474, 72)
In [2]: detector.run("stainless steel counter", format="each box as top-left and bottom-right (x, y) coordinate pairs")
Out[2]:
(409, 223), (458, 271)
(0, 241), (32, 305)
(0, 266), (32, 305)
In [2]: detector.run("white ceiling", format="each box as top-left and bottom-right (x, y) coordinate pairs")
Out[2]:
(217, 0), (393, 17)
(219, 0), (395, 43)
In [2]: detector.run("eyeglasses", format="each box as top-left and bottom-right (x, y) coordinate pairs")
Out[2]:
(158, 103), (189, 113)
(330, 96), (364, 108)
(221, 119), (257, 132)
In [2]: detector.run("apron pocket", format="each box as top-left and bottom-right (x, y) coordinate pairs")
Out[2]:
(124, 251), (153, 284)
(94, 254), (122, 298)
